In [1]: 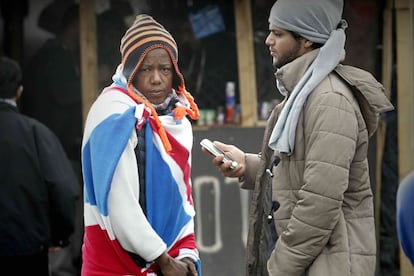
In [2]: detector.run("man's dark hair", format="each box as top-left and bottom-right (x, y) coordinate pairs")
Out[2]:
(290, 31), (323, 49)
(0, 56), (22, 99)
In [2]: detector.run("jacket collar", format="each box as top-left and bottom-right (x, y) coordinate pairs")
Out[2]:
(0, 101), (19, 113)
(274, 49), (320, 96)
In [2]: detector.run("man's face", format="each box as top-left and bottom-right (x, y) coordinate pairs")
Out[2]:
(265, 24), (309, 69)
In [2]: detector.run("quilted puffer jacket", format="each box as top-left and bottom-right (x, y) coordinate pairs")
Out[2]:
(241, 49), (394, 276)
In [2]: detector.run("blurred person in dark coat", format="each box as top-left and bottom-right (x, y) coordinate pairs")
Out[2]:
(23, 2), (82, 162)
(0, 56), (80, 275)
(22, 2), (84, 275)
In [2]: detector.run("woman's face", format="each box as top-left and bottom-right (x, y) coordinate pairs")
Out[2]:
(134, 48), (174, 104)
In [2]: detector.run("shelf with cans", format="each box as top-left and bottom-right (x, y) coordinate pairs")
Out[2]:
(195, 100), (280, 127)
(195, 81), (281, 127)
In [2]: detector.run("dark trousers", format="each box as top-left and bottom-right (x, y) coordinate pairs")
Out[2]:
(0, 249), (49, 276)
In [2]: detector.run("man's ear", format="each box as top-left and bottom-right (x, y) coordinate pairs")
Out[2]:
(15, 85), (23, 101)
(304, 39), (314, 49)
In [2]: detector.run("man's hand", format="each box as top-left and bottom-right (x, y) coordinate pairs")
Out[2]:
(201, 141), (246, 178)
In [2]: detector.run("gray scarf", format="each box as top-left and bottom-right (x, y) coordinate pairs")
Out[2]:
(268, 0), (347, 154)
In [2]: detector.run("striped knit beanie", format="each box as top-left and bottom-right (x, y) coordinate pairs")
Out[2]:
(119, 14), (199, 153)
(120, 14), (182, 90)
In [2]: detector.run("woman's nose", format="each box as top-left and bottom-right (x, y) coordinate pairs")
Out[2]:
(151, 70), (162, 84)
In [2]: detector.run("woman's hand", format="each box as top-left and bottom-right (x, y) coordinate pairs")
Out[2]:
(180, 257), (197, 275)
(156, 253), (197, 275)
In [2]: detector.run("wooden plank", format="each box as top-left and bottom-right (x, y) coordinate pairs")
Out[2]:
(233, 0), (258, 126)
(375, 0), (394, 261)
(79, 0), (98, 124)
(395, 0), (414, 274)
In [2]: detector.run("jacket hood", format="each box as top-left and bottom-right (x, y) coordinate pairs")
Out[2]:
(334, 64), (394, 136)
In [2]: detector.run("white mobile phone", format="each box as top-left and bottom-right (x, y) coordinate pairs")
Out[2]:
(200, 139), (238, 169)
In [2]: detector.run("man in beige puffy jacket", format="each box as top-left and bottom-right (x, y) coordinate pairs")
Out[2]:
(201, 0), (394, 275)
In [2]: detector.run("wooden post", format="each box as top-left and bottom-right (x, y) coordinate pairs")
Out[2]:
(375, 0), (393, 264)
(79, 0), (98, 124)
(233, 0), (258, 126)
(395, 0), (414, 274)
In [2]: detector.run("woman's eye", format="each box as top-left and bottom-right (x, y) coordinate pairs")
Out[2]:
(161, 67), (172, 74)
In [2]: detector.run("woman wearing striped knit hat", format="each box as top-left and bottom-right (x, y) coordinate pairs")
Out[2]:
(81, 14), (201, 275)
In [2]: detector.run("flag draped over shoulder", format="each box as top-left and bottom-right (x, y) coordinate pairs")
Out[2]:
(81, 87), (200, 276)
